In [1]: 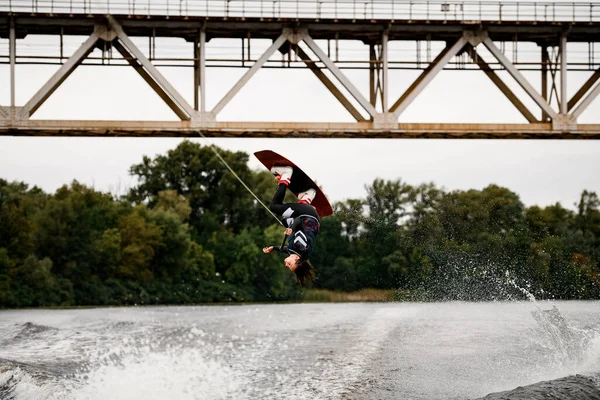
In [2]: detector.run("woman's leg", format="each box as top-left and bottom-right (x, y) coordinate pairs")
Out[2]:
(270, 183), (290, 215)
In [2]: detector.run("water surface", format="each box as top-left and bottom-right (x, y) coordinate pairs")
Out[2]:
(0, 301), (599, 399)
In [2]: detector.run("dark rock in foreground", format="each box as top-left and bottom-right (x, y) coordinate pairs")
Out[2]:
(477, 375), (600, 400)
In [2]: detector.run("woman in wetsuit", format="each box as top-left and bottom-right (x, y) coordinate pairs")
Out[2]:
(262, 166), (320, 287)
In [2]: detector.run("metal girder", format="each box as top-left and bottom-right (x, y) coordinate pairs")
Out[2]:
(107, 16), (196, 120)
(568, 67), (600, 111)
(20, 32), (98, 117)
(193, 28), (207, 113)
(212, 32), (287, 116)
(467, 47), (537, 123)
(9, 18), (15, 107)
(560, 33), (568, 114)
(294, 46), (365, 122)
(4, 120), (600, 139)
(541, 46), (549, 122)
(570, 80), (600, 120)
(369, 44), (376, 108)
(200, 29), (206, 112)
(112, 41), (189, 121)
(303, 33), (378, 118)
(483, 36), (558, 120)
(194, 32), (200, 111)
(390, 35), (468, 118)
(382, 31), (389, 112)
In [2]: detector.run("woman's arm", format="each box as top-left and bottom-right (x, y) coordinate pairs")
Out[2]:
(263, 246), (289, 254)
(263, 228), (292, 254)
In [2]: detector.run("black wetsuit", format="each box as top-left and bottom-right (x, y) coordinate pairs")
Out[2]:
(269, 183), (320, 259)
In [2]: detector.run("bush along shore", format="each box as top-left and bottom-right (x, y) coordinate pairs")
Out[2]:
(1, 141), (599, 308)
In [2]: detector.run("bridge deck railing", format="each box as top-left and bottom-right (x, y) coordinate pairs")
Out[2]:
(1, 0), (599, 23)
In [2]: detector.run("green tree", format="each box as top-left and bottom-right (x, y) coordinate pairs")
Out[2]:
(11, 256), (59, 306)
(572, 190), (600, 261)
(155, 189), (192, 222)
(311, 215), (353, 290)
(128, 141), (258, 237)
(148, 209), (207, 282)
(92, 228), (122, 280)
(117, 207), (162, 282)
(361, 178), (413, 288)
(0, 180), (46, 262)
(0, 248), (14, 306)
(335, 199), (364, 239)
(526, 203), (574, 241)
(34, 181), (119, 280)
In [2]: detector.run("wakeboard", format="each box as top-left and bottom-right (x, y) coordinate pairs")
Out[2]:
(254, 150), (334, 217)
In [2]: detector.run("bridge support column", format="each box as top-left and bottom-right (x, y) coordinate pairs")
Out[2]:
(542, 46), (549, 122)
(9, 18), (16, 108)
(382, 30), (388, 112)
(560, 33), (568, 114)
(194, 27), (207, 113)
(551, 32), (579, 131)
(369, 44), (376, 109)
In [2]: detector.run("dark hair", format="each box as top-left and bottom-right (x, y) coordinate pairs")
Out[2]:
(294, 258), (316, 287)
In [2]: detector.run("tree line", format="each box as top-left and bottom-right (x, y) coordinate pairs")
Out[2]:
(0, 141), (598, 307)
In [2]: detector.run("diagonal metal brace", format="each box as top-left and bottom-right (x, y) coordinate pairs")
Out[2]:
(212, 32), (288, 116)
(568, 67), (600, 111)
(482, 36), (558, 120)
(570, 80), (600, 120)
(294, 46), (366, 122)
(112, 41), (190, 121)
(108, 15), (196, 120)
(390, 35), (468, 119)
(20, 32), (99, 118)
(467, 47), (538, 123)
(302, 33), (377, 118)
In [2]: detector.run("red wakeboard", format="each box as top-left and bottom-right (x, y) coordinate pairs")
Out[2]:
(254, 150), (334, 217)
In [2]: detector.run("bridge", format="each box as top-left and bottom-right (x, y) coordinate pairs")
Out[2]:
(1, 0), (600, 138)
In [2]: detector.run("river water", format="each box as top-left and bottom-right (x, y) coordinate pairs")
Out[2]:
(0, 301), (599, 399)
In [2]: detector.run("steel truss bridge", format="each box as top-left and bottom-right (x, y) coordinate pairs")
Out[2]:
(1, 0), (600, 139)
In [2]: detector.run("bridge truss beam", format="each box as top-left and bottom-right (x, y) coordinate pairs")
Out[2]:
(1, 10), (600, 138)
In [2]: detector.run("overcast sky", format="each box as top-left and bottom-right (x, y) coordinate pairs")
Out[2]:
(1, 9), (599, 210)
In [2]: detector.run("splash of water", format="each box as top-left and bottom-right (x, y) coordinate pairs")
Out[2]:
(505, 272), (599, 374)
(505, 271), (538, 303)
(69, 349), (240, 400)
(65, 328), (245, 400)
(0, 361), (69, 400)
(531, 305), (593, 367)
